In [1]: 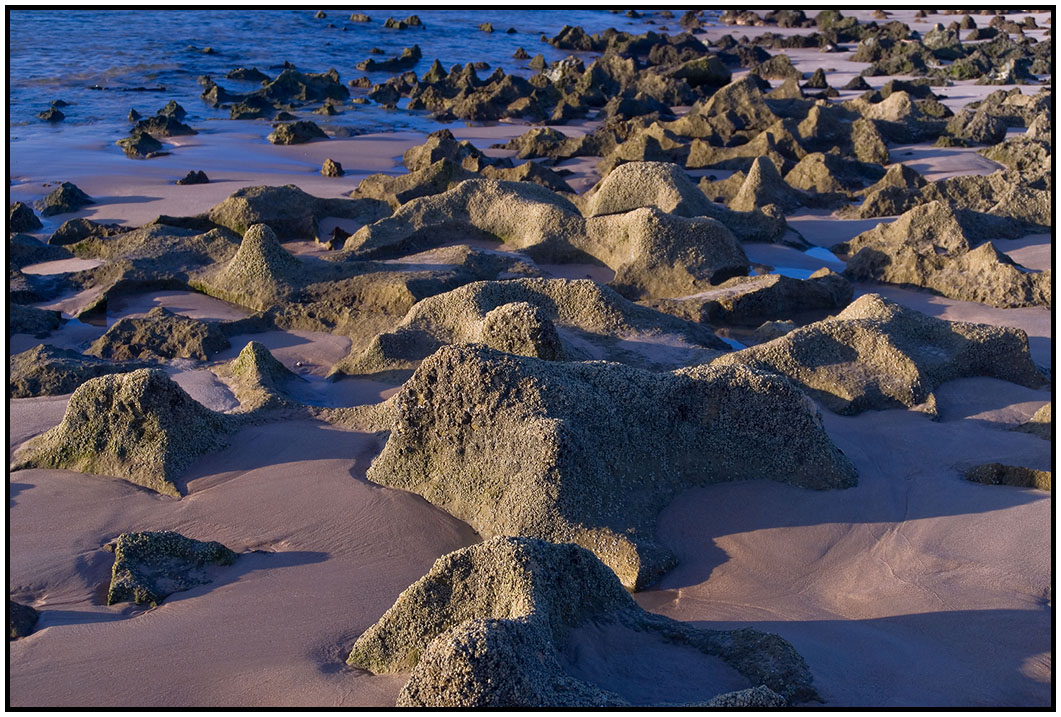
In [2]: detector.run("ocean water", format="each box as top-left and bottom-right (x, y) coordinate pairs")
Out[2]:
(9, 9), (711, 148)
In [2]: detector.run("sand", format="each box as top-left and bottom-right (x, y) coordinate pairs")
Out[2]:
(7, 9), (1053, 709)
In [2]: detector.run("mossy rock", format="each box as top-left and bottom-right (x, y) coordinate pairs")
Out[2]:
(964, 463), (1050, 491)
(86, 306), (230, 362)
(10, 345), (150, 398)
(106, 530), (238, 606)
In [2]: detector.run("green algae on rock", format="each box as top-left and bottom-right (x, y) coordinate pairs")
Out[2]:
(11, 369), (236, 497)
(964, 463), (1051, 491)
(106, 531), (238, 606)
(86, 306), (230, 362)
(10, 345), (150, 398)
(9, 601), (39, 640)
(712, 293), (1045, 416)
(348, 537), (819, 706)
(365, 345), (855, 589)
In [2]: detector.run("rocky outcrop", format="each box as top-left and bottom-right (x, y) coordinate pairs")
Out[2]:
(344, 179), (585, 262)
(49, 218), (128, 246)
(195, 224), (302, 311)
(9, 202), (43, 232)
(646, 268), (853, 326)
(365, 344), (856, 589)
(338, 278), (727, 376)
(34, 182), (94, 217)
(1011, 403), (1051, 440)
(352, 159), (478, 209)
(964, 463), (1051, 491)
(86, 306), (230, 361)
(214, 341), (302, 411)
(728, 156), (804, 212)
(713, 294), (1045, 416)
(348, 537), (819, 706)
(267, 120), (329, 144)
(12, 369), (235, 496)
(8, 233), (71, 269)
(835, 201), (1050, 308)
(106, 531), (238, 606)
(582, 208), (750, 298)
(9, 601), (38, 640)
(9, 345), (149, 398)
(9, 305), (62, 337)
(206, 184), (389, 239)
(582, 161), (715, 218)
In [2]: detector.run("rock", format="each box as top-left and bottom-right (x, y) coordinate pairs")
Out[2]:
(364, 344), (856, 589)
(12, 369), (235, 496)
(225, 67), (270, 82)
(48, 217), (127, 246)
(321, 158), (344, 177)
(383, 17), (408, 29)
(9, 601), (38, 640)
(753, 54), (802, 80)
(402, 129), (492, 172)
(176, 170), (209, 185)
(944, 107), (1008, 145)
(664, 76), (779, 142)
(132, 114), (196, 137)
(8, 232), (71, 269)
(267, 120), (328, 144)
(353, 159), (478, 209)
(356, 45), (422, 72)
(784, 152), (884, 195)
(713, 293), (1045, 416)
(9, 345), (150, 398)
(313, 103), (340, 116)
(492, 127), (571, 159)
(157, 99), (187, 119)
(847, 163), (928, 218)
(1011, 403), (1052, 440)
(9, 305), (62, 337)
(86, 306), (229, 362)
(479, 22), (493, 32)
(116, 131), (165, 159)
(128, 108), (142, 122)
(700, 686), (789, 708)
(339, 278), (726, 376)
(206, 184), (389, 239)
(196, 224), (302, 311)
(37, 107), (64, 122)
(215, 341), (301, 411)
(686, 121), (807, 174)
(803, 67), (829, 89)
(314, 10), (326, 19)
(749, 320), (797, 343)
(480, 161), (574, 194)
(835, 201), (1050, 308)
(349, 13), (371, 22)
(729, 156), (804, 212)
(9, 202), (43, 232)
(843, 75), (872, 90)
(349, 537), (819, 707)
(583, 208), (750, 298)
(647, 268), (853, 326)
(106, 531), (238, 606)
(478, 302), (565, 360)
(583, 161), (713, 218)
(670, 55), (732, 88)
(851, 117), (891, 164)
(513, 47), (530, 60)
(964, 463), (1050, 491)
(345, 179), (584, 262)
(35, 182), (94, 216)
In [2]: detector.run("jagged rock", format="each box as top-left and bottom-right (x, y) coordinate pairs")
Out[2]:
(583, 208), (750, 298)
(339, 278), (727, 376)
(225, 67), (270, 82)
(402, 129), (495, 172)
(753, 54), (802, 80)
(10, 345), (150, 398)
(106, 531), (238, 606)
(357, 45), (422, 72)
(132, 114), (196, 137)
(344, 179), (584, 262)
(12, 369), (235, 496)
(646, 268), (853, 326)
(117, 131), (165, 159)
(258, 68), (349, 104)
(700, 686), (789, 708)
(10, 305), (62, 337)
(845, 164), (928, 218)
(9, 202), (43, 232)
(835, 201), (1050, 308)
(350, 13), (371, 22)
(214, 340), (301, 410)
(943, 107), (1008, 145)
(686, 121), (806, 174)
(348, 537), (819, 707)
(313, 103), (340, 116)
(670, 55), (732, 88)
(8, 233), (71, 269)
(267, 120), (328, 144)
(713, 294), (1045, 416)
(803, 67), (829, 89)
(784, 152), (884, 195)
(38, 107), (64, 122)
(851, 117), (891, 164)
(176, 170), (210, 185)
(353, 159), (478, 209)
(1011, 403), (1052, 440)
(321, 158), (344, 177)
(729, 156), (804, 212)
(749, 320), (797, 344)
(364, 344), (856, 589)
(196, 224), (302, 311)
(49, 218), (127, 246)
(964, 463), (1050, 491)
(9, 601), (38, 640)
(35, 182), (94, 216)
(477, 302), (565, 361)
(583, 161), (712, 218)
(842, 75), (872, 90)
(664, 75), (779, 141)
(206, 184), (389, 239)
(86, 306), (230, 361)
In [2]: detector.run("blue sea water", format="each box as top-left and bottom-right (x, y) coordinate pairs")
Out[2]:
(8, 9), (711, 144)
